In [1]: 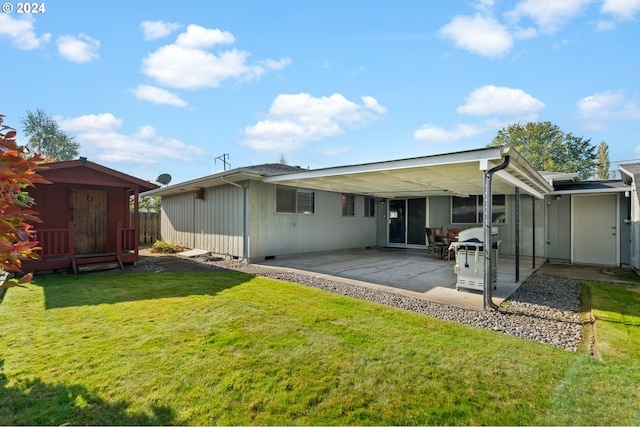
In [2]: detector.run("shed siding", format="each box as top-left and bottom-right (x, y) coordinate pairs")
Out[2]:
(248, 181), (377, 259)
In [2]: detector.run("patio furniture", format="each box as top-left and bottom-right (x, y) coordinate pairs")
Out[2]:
(426, 227), (449, 259)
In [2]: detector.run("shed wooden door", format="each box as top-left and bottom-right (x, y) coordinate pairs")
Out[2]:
(71, 189), (108, 254)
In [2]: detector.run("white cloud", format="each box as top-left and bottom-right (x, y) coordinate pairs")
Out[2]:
(361, 96), (388, 114)
(130, 84), (188, 107)
(140, 20), (181, 40)
(316, 145), (354, 157)
(240, 93), (387, 152)
(57, 33), (100, 63)
(596, 20), (617, 31)
(601, 0), (640, 19)
(457, 85), (545, 117)
(58, 113), (206, 165)
(505, 0), (593, 34)
(576, 90), (640, 131)
(141, 24), (291, 89)
(57, 113), (123, 133)
(439, 14), (513, 57)
(414, 123), (490, 143)
(0, 14), (50, 49)
(175, 24), (234, 48)
(414, 85), (543, 144)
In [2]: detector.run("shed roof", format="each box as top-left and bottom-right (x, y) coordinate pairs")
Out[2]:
(40, 157), (158, 191)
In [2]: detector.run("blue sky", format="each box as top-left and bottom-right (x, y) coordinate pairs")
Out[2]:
(1, 0), (639, 185)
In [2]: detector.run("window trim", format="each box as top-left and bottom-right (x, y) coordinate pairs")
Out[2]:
(342, 193), (355, 217)
(364, 196), (376, 217)
(275, 185), (315, 214)
(451, 194), (506, 225)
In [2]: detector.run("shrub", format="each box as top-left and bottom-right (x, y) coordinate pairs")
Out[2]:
(150, 240), (188, 254)
(0, 114), (48, 289)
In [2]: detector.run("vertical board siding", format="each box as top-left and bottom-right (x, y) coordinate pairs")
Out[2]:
(248, 181), (377, 259)
(428, 194), (545, 257)
(161, 192), (195, 249)
(160, 185), (245, 257)
(544, 194), (572, 260)
(620, 196), (631, 265)
(499, 194), (545, 257)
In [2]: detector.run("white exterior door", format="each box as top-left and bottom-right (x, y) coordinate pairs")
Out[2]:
(572, 194), (619, 266)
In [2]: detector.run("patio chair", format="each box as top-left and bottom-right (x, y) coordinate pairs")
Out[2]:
(444, 228), (464, 261)
(426, 227), (448, 259)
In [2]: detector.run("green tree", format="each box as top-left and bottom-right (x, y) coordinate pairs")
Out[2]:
(489, 121), (596, 179)
(596, 141), (610, 179)
(21, 108), (79, 161)
(130, 195), (161, 213)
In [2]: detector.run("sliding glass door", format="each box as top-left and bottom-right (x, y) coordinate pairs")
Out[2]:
(388, 198), (426, 245)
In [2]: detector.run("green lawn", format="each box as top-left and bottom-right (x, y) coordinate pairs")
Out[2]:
(0, 271), (638, 425)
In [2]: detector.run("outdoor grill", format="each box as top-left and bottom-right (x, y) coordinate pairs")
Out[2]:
(449, 227), (500, 292)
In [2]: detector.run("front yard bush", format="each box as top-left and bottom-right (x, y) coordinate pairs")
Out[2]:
(150, 239), (187, 254)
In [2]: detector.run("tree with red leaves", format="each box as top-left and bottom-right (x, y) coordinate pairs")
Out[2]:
(0, 114), (49, 290)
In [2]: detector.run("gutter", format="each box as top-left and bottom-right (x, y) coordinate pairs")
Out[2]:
(483, 155), (510, 311)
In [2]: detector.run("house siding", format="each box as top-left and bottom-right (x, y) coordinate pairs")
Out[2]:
(248, 181), (377, 260)
(160, 185), (246, 257)
(160, 192), (195, 248)
(544, 195), (572, 260)
(498, 195), (546, 258)
(620, 195), (631, 265)
(424, 194), (545, 258)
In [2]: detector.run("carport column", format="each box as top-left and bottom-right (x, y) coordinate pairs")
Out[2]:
(483, 156), (510, 311)
(515, 186), (520, 283)
(532, 195), (536, 269)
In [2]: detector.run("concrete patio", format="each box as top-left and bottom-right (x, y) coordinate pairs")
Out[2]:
(256, 247), (545, 311)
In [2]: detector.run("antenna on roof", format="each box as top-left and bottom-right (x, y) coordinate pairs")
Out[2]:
(156, 173), (172, 186)
(215, 153), (230, 171)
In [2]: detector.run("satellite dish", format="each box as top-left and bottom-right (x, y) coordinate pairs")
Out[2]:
(157, 173), (172, 186)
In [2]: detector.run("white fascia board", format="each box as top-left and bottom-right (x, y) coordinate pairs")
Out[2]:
(142, 169), (263, 197)
(493, 169), (545, 199)
(549, 186), (631, 196)
(264, 147), (505, 184)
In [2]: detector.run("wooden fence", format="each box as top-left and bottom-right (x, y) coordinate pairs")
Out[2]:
(132, 212), (161, 245)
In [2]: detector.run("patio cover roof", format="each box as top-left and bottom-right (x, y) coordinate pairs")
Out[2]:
(263, 146), (552, 199)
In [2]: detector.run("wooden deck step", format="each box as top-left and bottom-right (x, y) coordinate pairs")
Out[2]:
(76, 262), (121, 273)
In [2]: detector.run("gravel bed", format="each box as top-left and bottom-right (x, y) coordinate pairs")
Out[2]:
(190, 256), (584, 352)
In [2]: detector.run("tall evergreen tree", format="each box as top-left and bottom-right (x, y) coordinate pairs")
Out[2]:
(489, 121), (596, 179)
(596, 141), (610, 179)
(21, 109), (79, 161)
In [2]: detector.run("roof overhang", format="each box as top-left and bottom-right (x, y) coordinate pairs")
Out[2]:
(264, 146), (553, 199)
(549, 186), (631, 196)
(142, 168), (264, 197)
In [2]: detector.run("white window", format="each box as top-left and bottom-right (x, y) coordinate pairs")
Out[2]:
(364, 196), (376, 217)
(342, 194), (355, 216)
(276, 186), (315, 214)
(451, 195), (506, 224)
